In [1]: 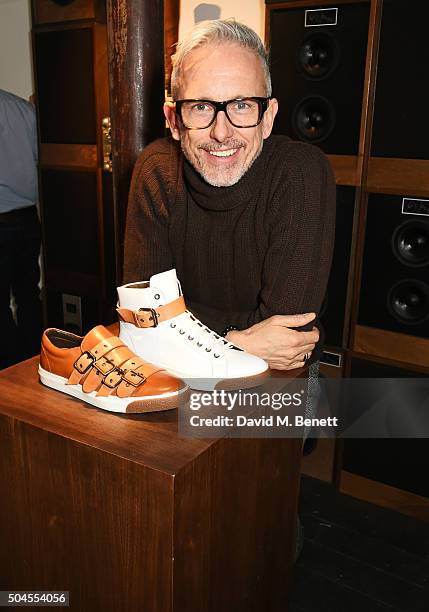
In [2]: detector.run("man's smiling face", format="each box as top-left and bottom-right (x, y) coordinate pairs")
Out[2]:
(164, 43), (278, 187)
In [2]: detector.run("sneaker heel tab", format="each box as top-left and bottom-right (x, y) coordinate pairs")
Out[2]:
(40, 342), (51, 372)
(43, 327), (68, 346)
(121, 281), (149, 289)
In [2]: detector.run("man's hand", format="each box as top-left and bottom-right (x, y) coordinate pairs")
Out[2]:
(226, 313), (319, 370)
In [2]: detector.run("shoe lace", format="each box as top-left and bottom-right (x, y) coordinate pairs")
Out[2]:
(171, 311), (234, 357)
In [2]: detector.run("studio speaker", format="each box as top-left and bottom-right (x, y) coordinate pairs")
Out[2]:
(32, 0), (106, 25)
(371, 0), (429, 160)
(368, 0), (429, 194)
(356, 193), (429, 366)
(268, 2), (370, 156)
(341, 357), (429, 502)
(320, 186), (356, 349)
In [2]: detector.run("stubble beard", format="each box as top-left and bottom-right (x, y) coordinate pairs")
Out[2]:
(180, 137), (264, 187)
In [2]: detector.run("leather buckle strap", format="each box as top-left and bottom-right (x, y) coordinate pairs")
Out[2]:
(89, 336), (125, 359)
(133, 308), (159, 328)
(117, 296), (186, 328)
(122, 369), (146, 387)
(74, 351), (95, 374)
(103, 368), (123, 389)
(93, 356), (116, 376)
(73, 337), (126, 376)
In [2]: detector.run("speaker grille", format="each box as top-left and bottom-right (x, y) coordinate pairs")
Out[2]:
(358, 193), (429, 337)
(371, 0), (429, 159)
(269, 3), (370, 154)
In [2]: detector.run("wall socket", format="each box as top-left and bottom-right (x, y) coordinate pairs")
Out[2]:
(62, 293), (82, 334)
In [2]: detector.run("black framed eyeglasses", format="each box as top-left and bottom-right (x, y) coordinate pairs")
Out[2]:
(174, 97), (271, 129)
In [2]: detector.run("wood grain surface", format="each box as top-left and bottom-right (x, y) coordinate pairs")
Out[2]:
(0, 357), (211, 475)
(0, 357), (304, 611)
(367, 157), (429, 196)
(0, 415), (172, 612)
(40, 144), (98, 170)
(174, 437), (302, 611)
(353, 325), (429, 370)
(340, 471), (429, 523)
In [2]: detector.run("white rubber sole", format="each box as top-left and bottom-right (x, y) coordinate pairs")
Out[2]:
(165, 366), (271, 391)
(38, 365), (189, 413)
(119, 326), (270, 391)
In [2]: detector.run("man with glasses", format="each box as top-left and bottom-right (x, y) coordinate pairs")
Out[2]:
(123, 19), (335, 371)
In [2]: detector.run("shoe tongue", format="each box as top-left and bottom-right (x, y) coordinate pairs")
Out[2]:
(150, 269), (180, 303)
(81, 325), (114, 352)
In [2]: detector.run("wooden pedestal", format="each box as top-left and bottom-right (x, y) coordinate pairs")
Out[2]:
(0, 358), (302, 611)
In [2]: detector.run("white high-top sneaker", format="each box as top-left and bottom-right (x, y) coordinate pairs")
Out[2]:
(117, 269), (269, 391)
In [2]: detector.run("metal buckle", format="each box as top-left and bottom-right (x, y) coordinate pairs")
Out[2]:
(93, 356), (116, 376)
(122, 370), (146, 387)
(134, 307), (159, 328)
(103, 368), (123, 389)
(74, 352), (95, 374)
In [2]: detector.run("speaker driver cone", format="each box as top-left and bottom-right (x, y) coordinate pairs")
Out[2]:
(292, 96), (335, 143)
(392, 220), (429, 267)
(387, 280), (429, 324)
(297, 33), (340, 80)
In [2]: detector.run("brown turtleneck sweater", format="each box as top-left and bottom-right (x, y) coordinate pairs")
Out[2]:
(123, 135), (336, 353)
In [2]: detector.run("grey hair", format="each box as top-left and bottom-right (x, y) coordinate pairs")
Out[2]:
(170, 19), (272, 99)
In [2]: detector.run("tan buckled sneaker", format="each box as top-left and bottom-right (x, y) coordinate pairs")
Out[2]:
(117, 269), (269, 391)
(39, 325), (189, 413)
